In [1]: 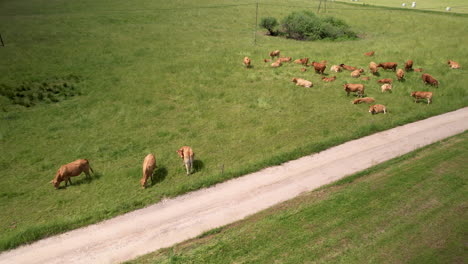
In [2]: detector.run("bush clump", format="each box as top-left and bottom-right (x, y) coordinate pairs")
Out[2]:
(260, 11), (357, 41)
(259, 17), (279, 36)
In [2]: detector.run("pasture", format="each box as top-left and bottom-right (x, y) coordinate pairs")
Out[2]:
(1, 0), (467, 250)
(129, 132), (468, 264)
(337, 0), (468, 13)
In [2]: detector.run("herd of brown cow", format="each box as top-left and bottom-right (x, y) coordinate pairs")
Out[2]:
(51, 146), (195, 189)
(243, 50), (460, 116)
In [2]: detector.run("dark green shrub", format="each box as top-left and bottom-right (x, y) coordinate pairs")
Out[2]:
(259, 17), (279, 36)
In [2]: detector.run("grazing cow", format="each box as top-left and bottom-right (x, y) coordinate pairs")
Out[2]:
(414, 68), (424, 72)
(405, 60), (413, 71)
(300, 68), (307, 72)
(51, 159), (94, 189)
(369, 62), (378, 75)
(364, 51), (375, 56)
(422, 73), (439, 87)
(377, 78), (393, 84)
(141, 154), (156, 189)
(177, 146), (195, 175)
(294, 58), (309, 65)
(321, 76), (336, 82)
(269, 50), (280, 59)
(353, 97), (375, 104)
(411, 91), (433, 104)
(361, 77), (371, 81)
(292, 77), (313, 88)
(377, 62), (398, 71)
(351, 69), (364, 78)
(396, 68), (405, 81)
(448, 60), (460, 69)
(278, 57), (292, 63)
(369, 104), (387, 114)
(340, 64), (358, 71)
(381, 83), (392, 93)
(243, 57), (251, 68)
(344, 83), (365, 97)
(271, 60), (282, 68)
(330, 65), (342, 72)
(311, 61), (326, 74)
(263, 59), (271, 63)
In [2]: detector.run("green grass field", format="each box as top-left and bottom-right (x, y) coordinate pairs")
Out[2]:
(129, 132), (468, 264)
(1, 0), (467, 250)
(339, 0), (468, 13)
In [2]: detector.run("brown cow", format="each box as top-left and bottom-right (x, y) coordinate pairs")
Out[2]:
(377, 78), (393, 84)
(411, 91), (433, 104)
(243, 57), (251, 68)
(353, 97), (375, 104)
(369, 62), (378, 75)
(292, 77), (313, 88)
(369, 104), (387, 114)
(263, 59), (271, 63)
(422, 73), (439, 87)
(51, 159), (94, 189)
(396, 68), (405, 81)
(364, 51), (375, 56)
(321, 76), (336, 82)
(344, 83), (365, 97)
(269, 50), (280, 59)
(177, 146), (195, 175)
(141, 154), (157, 189)
(278, 57), (292, 63)
(404, 60), (413, 71)
(414, 68), (424, 72)
(330, 65), (342, 72)
(381, 83), (392, 93)
(271, 60), (282, 68)
(311, 61), (326, 74)
(300, 68), (307, 72)
(294, 58), (309, 65)
(377, 62), (398, 71)
(340, 64), (358, 71)
(448, 60), (460, 69)
(351, 69), (364, 78)
(361, 77), (371, 81)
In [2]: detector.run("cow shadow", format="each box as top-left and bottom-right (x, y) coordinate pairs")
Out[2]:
(373, 72), (381, 77)
(193, 160), (204, 173)
(72, 171), (102, 186)
(151, 166), (167, 186)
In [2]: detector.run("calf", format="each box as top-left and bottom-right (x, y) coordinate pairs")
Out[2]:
(369, 104), (387, 114)
(294, 58), (309, 65)
(330, 65), (341, 72)
(351, 69), (364, 78)
(263, 59), (271, 63)
(177, 146), (195, 175)
(448, 60), (460, 69)
(321, 76), (336, 82)
(377, 62), (398, 71)
(51, 159), (94, 189)
(414, 68), (424, 72)
(311, 61), (326, 74)
(300, 68), (307, 72)
(243, 57), (251, 68)
(344, 83), (365, 97)
(381, 83), (392, 93)
(396, 68), (405, 81)
(340, 64), (358, 71)
(361, 77), (371, 81)
(271, 60), (282, 68)
(278, 57), (292, 63)
(269, 50), (280, 59)
(404, 60), (413, 71)
(377, 78), (393, 84)
(292, 77), (313, 88)
(353, 97), (375, 104)
(422, 73), (439, 87)
(411, 91), (433, 104)
(369, 62), (378, 75)
(364, 51), (375, 56)
(141, 154), (156, 189)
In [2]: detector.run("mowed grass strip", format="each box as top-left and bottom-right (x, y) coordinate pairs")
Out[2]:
(336, 0), (468, 13)
(1, 0), (467, 250)
(129, 132), (468, 264)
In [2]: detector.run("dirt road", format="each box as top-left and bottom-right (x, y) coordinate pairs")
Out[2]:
(1, 107), (467, 264)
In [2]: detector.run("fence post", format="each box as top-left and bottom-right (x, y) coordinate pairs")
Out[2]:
(254, 2), (258, 45)
(0, 34), (4, 47)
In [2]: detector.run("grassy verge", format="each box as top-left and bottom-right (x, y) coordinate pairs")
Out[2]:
(335, 0), (468, 14)
(1, 0), (467, 250)
(129, 131), (468, 264)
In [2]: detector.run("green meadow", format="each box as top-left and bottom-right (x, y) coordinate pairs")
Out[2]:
(130, 132), (468, 264)
(337, 0), (468, 13)
(1, 0), (467, 250)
